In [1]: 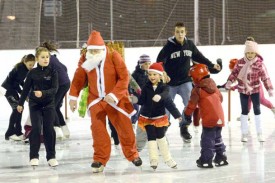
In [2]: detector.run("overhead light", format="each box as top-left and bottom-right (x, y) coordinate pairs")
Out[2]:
(7, 15), (16, 20)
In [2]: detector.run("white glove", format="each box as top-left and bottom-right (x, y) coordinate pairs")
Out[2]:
(268, 90), (274, 97)
(225, 81), (232, 90)
(152, 94), (161, 102)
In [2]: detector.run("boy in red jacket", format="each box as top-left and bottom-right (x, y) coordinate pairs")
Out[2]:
(184, 64), (228, 168)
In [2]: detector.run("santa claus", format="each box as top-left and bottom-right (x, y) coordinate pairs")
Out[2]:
(69, 31), (142, 173)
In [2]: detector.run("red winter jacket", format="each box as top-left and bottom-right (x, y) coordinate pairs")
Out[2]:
(184, 78), (225, 128)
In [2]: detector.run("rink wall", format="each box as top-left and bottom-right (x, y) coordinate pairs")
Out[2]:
(0, 44), (275, 121)
(0, 44), (275, 87)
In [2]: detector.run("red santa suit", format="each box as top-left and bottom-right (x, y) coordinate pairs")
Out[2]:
(69, 31), (139, 166)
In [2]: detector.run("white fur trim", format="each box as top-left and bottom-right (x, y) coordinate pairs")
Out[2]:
(69, 95), (78, 100)
(87, 45), (105, 50)
(107, 93), (118, 105)
(148, 69), (163, 75)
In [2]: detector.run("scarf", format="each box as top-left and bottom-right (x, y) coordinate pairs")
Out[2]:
(237, 56), (258, 92)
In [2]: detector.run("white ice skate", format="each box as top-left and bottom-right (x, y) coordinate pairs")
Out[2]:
(30, 158), (39, 169)
(48, 159), (59, 167)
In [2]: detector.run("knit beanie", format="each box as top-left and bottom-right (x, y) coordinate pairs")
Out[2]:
(148, 62), (164, 75)
(244, 40), (259, 55)
(87, 31), (105, 50)
(138, 54), (151, 65)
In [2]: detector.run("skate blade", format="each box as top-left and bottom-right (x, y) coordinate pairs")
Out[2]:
(215, 161), (229, 167)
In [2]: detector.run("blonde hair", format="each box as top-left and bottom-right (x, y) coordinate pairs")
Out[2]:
(35, 47), (50, 58)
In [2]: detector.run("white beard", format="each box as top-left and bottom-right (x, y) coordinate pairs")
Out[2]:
(82, 52), (104, 72)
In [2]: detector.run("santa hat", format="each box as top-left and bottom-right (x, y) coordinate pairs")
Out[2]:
(148, 62), (164, 75)
(138, 54), (151, 65)
(87, 31), (105, 50)
(244, 40), (259, 55)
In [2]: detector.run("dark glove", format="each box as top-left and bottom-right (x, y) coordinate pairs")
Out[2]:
(179, 114), (192, 127)
(209, 58), (223, 74)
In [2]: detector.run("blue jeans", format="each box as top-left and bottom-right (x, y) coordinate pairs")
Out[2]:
(167, 82), (193, 126)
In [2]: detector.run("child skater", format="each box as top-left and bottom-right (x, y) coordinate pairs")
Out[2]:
(184, 64), (227, 168)
(137, 62), (182, 170)
(225, 38), (273, 142)
(1, 54), (36, 141)
(131, 54), (151, 152)
(220, 57), (275, 120)
(17, 47), (59, 167)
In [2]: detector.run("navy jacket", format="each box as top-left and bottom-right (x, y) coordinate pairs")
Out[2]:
(157, 37), (214, 86)
(18, 64), (58, 109)
(138, 81), (181, 119)
(50, 55), (70, 86)
(1, 62), (29, 95)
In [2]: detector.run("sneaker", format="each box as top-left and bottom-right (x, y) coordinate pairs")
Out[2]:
(91, 162), (104, 173)
(165, 159), (177, 169)
(257, 133), (265, 142)
(213, 154), (228, 167)
(132, 157), (142, 167)
(48, 159), (59, 167)
(61, 125), (70, 139)
(150, 159), (158, 170)
(54, 127), (64, 140)
(114, 144), (120, 150)
(9, 134), (21, 141)
(241, 134), (248, 142)
(196, 158), (213, 168)
(30, 158), (39, 166)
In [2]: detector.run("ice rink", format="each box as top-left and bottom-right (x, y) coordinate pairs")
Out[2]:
(1, 90), (275, 183)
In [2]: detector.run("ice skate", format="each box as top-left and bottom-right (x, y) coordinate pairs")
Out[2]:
(91, 162), (104, 173)
(54, 127), (64, 140)
(30, 158), (39, 169)
(165, 159), (177, 169)
(150, 159), (158, 170)
(196, 158), (213, 168)
(61, 125), (70, 139)
(213, 154), (228, 167)
(271, 107), (275, 118)
(48, 159), (59, 168)
(132, 157), (142, 167)
(9, 134), (21, 141)
(148, 141), (158, 170)
(257, 133), (265, 142)
(241, 134), (248, 142)
(180, 126), (192, 143)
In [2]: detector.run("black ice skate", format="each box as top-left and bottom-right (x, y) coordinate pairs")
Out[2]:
(180, 126), (192, 143)
(132, 157), (142, 167)
(213, 155), (229, 167)
(91, 162), (104, 173)
(196, 158), (213, 168)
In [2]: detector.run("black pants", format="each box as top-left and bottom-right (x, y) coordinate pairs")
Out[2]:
(240, 92), (260, 115)
(29, 106), (56, 160)
(145, 125), (166, 141)
(54, 82), (70, 127)
(5, 92), (23, 137)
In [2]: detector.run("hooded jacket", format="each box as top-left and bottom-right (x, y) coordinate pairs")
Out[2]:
(184, 78), (224, 128)
(157, 37), (215, 86)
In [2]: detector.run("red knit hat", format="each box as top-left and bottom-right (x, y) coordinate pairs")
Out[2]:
(87, 31), (105, 50)
(148, 62), (164, 75)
